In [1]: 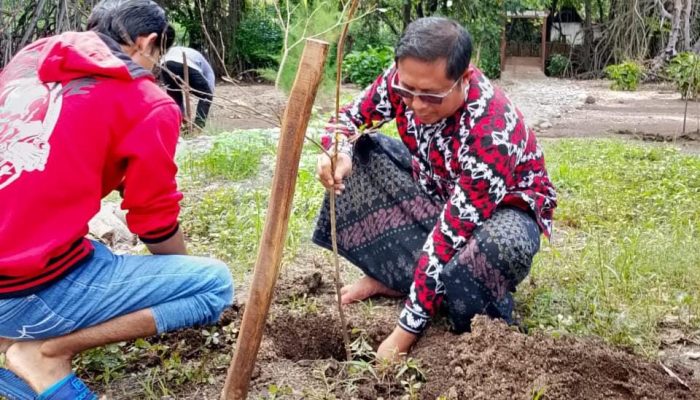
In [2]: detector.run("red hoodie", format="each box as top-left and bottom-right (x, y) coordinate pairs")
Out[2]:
(0, 31), (183, 297)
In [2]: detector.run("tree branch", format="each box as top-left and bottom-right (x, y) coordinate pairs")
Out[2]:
(19, 0), (46, 49)
(656, 0), (673, 19)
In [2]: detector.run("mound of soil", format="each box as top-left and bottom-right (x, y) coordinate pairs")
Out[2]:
(247, 262), (700, 399)
(414, 316), (699, 400)
(616, 129), (700, 143)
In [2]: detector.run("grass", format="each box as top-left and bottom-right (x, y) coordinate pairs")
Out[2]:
(178, 130), (326, 280)
(520, 139), (700, 355)
(178, 130), (276, 183)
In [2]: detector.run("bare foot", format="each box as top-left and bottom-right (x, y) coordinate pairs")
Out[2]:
(5, 341), (72, 393)
(340, 276), (403, 304)
(0, 338), (14, 353)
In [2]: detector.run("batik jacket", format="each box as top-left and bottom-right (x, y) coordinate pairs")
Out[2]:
(325, 65), (557, 334)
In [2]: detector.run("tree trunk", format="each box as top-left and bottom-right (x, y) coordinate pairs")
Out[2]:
(225, 0), (242, 67)
(415, 0), (424, 18)
(667, 0), (682, 55)
(609, 0), (617, 20)
(651, 0), (683, 72)
(378, 11), (400, 36)
(19, 0), (46, 49)
(427, 0), (438, 14)
(204, 0), (227, 77)
(56, 0), (65, 32)
(597, 0), (605, 21)
(402, 0), (411, 29)
(548, 0), (558, 44)
(583, 0), (593, 70)
(681, 0), (692, 51)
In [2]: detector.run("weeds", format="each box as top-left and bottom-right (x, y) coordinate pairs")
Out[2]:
(313, 329), (426, 398)
(178, 130), (275, 183)
(180, 138), (325, 280)
(520, 139), (700, 354)
(75, 343), (130, 384)
(531, 385), (548, 400)
(285, 293), (320, 314)
(261, 384), (293, 399)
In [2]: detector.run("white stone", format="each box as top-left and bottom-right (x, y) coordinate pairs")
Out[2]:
(88, 202), (137, 249)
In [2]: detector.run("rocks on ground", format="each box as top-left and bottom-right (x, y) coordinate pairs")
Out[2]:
(88, 201), (142, 253)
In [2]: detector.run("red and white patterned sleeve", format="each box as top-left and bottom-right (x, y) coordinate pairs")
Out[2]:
(322, 66), (400, 156)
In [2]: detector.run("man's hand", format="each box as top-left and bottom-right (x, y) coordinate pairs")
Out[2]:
(376, 326), (418, 361)
(316, 152), (352, 194)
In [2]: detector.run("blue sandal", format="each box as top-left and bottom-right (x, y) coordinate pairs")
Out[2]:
(0, 368), (36, 400)
(35, 373), (97, 400)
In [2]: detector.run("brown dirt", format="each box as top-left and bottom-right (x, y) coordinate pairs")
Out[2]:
(415, 316), (699, 400)
(207, 83), (286, 131)
(539, 80), (700, 153)
(241, 249), (700, 399)
(208, 79), (700, 155)
(266, 312), (347, 361)
(87, 248), (700, 399)
(615, 128), (700, 143)
(206, 82), (362, 133)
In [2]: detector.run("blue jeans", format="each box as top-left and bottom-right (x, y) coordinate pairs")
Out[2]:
(0, 241), (234, 340)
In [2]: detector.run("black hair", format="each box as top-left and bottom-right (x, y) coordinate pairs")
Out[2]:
(86, 0), (126, 31)
(395, 17), (473, 80)
(90, 0), (171, 52)
(164, 24), (176, 50)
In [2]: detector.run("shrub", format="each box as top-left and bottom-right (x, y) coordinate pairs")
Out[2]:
(604, 61), (644, 91)
(342, 45), (394, 88)
(666, 52), (700, 100)
(474, 43), (501, 79)
(234, 7), (283, 70)
(349, 20), (397, 56)
(547, 54), (570, 77)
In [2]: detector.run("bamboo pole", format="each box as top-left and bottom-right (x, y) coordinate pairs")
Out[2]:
(330, 0), (361, 364)
(221, 38), (329, 400)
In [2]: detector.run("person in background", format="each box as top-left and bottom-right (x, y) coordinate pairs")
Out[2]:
(161, 36), (216, 129)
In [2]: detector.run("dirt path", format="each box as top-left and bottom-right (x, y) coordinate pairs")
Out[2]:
(499, 75), (699, 149)
(205, 77), (700, 152)
(206, 83), (287, 131)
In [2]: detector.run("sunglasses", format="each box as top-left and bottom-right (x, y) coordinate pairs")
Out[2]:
(392, 72), (462, 105)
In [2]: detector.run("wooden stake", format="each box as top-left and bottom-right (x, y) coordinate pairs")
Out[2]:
(182, 53), (193, 135)
(221, 38), (329, 400)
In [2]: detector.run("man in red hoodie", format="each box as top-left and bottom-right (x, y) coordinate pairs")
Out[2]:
(0, 1), (234, 398)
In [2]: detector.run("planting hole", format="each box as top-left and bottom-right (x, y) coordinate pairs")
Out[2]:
(266, 312), (346, 361)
